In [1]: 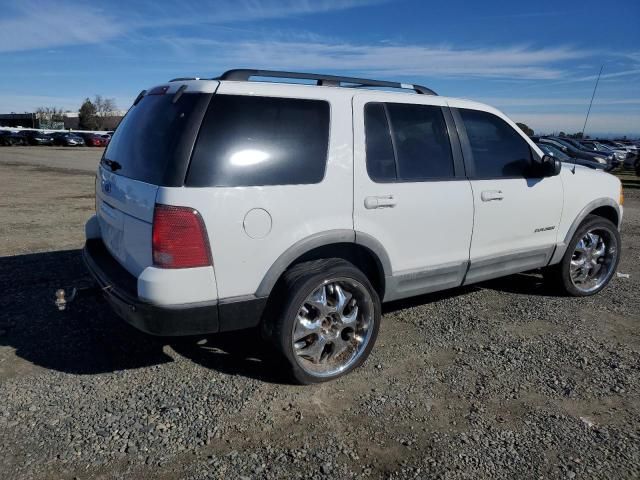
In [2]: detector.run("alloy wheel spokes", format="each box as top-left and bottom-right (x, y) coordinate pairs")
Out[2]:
(295, 334), (329, 364)
(307, 285), (332, 316)
(569, 229), (617, 292)
(293, 314), (323, 344)
(291, 278), (374, 376)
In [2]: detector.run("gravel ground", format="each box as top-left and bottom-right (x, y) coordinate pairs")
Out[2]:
(0, 148), (639, 480)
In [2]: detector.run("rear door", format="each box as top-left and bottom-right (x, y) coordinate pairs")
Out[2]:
(96, 170), (157, 276)
(353, 93), (474, 301)
(450, 105), (563, 284)
(96, 81), (216, 276)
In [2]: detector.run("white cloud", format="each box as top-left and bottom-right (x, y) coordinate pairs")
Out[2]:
(0, 0), (385, 53)
(0, 2), (122, 53)
(508, 112), (640, 136)
(479, 97), (640, 107)
(573, 68), (640, 82)
(165, 38), (589, 80)
(133, 0), (386, 27)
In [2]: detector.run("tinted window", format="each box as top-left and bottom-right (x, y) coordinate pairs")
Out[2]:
(363, 102), (454, 182)
(364, 103), (396, 182)
(103, 93), (210, 185)
(459, 109), (532, 177)
(387, 103), (453, 180)
(187, 95), (330, 187)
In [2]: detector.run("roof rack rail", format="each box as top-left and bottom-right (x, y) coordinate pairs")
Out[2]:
(217, 69), (437, 95)
(169, 77), (201, 82)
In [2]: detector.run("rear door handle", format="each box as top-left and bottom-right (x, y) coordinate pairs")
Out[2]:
(364, 195), (396, 209)
(481, 190), (504, 202)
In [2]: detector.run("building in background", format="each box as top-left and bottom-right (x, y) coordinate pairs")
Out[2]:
(0, 111), (126, 130)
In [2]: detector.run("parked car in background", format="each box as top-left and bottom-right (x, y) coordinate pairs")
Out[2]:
(581, 140), (632, 167)
(77, 132), (108, 147)
(0, 130), (16, 146)
(537, 137), (613, 170)
(615, 140), (639, 158)
(22, 130), (54, 146)
(599, 139), (637, 156)
(0, 130), (27, 146)
(559, 137), (618, 169)
(51, 132), (86, 146)
(536, 141), (605, 170)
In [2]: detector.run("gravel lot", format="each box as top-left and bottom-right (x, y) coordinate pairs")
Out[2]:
(0, 147), (638, 480)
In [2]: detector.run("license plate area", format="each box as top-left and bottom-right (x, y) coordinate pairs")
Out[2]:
(98, 200), (125, 262)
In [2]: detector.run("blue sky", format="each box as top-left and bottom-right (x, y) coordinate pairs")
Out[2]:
(1, 0), (638, 136)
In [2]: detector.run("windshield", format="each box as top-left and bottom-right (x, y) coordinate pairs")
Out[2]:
(595, 143), (613, 152)
(552, 138), (575, 150)
(560, 138), (582, 149)
(103, 92), (211, 186)
(540, 143), (570, 161)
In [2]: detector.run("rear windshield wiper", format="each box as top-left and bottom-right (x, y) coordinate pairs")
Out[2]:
(102, 159), (122, 172)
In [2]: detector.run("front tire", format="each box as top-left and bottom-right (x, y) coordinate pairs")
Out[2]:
(544, 214), (620, 296)
(271, 258), (381, 384)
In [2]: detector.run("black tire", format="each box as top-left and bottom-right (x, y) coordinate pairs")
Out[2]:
(543, 214), (620, 296)
(270, 258), (381, 384)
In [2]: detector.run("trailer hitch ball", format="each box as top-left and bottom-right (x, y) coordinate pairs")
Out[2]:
(55, 288), (77, 311)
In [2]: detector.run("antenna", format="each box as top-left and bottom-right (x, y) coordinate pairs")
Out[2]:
(581, 65), (603, 137)
(573, 65), (604, 173)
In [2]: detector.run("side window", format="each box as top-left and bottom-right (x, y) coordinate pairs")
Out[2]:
(387, 103), (454, 180)
(363, 102), (454, 182)
(187, 95), (330, 187)
(459, 109), (532, 178)
(364, 103), (396, 182)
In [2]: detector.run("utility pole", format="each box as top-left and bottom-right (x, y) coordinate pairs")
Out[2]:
(581, 65), (603, 138)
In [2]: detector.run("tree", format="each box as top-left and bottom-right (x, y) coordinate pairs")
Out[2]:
(516, 122), (534, 136)
(93, 95), (117, 130)
(78, 98), (99, 130)
(35, 106), (65, 129)
(35, 106), (65, 122)
(78, 95), (118, 130)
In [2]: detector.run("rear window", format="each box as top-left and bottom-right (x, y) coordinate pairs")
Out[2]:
(103, 92), (210, 186)
(186, 95), (330, 187)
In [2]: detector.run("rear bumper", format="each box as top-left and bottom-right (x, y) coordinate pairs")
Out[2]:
(83, 239), (219, 335)
(82, 239), (266, 336)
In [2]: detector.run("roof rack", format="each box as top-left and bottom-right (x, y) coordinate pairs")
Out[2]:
(216, 69), (437, 95)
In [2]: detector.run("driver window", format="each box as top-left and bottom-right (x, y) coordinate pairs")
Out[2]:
(459, 109), (533, 178)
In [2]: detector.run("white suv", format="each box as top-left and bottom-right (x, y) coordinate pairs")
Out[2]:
(84, 69), (623, 383)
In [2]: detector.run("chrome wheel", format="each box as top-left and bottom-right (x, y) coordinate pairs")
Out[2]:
(570, 229), (617, 293)
(291, 278), (375, 378)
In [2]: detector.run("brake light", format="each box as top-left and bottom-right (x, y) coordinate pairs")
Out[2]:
(152, 204), (211, 268)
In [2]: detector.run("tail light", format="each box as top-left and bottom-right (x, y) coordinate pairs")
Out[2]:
(152, 204), (212, 268)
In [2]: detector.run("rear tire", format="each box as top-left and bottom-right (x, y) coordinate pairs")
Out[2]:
(543, 214), (620, 296)
(271, 258), (381, 384)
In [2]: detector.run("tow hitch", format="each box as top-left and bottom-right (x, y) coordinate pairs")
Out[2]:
(54, 283), (103, 311)
(55, 288), (76, 311)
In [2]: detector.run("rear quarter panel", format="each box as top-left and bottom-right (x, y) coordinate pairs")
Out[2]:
(156, 82), (354, 300)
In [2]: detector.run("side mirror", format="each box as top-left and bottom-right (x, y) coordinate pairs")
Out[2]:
(540, 154), (562, 177)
